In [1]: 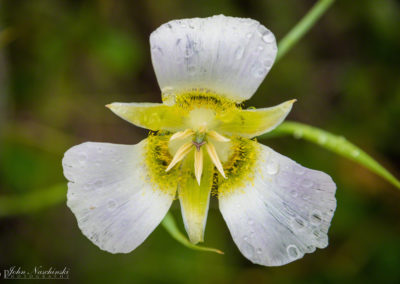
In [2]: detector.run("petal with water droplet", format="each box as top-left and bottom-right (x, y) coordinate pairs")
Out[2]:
(150, 15), (277, 102)
(219, 143), (336, 266)
(62, 140), (176, 253)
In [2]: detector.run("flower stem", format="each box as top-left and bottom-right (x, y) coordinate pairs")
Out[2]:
(276, 0), (335, 62)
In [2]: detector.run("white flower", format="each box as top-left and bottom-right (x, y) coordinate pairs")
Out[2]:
(62, 15), (336, 266)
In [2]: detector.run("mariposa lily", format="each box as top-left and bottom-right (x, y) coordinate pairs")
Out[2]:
(62, 15), (336, 266)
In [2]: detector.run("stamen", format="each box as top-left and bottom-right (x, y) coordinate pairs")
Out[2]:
(165, 142), (193, 172)
(170, 129), (194, 141)
(205, 142), (226, 179)
(194, 147), (203, 185)
(207, 130), (230, 142)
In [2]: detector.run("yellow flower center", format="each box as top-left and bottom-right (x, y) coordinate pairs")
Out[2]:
(165, 125), (230, 185)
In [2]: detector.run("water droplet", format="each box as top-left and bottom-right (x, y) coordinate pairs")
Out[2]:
(352, 149), (360, 157)
(256, 248), (263, 254)
(293, 130), (303, 139)
(301, 179), (314, 188)
(286, 244), (300, 259)
(301, 194), (310, 201)
(310, 210), (323, 224)
(121, 219), (130, 227)
(258, 27), (275, 43)
(184, 47), (194, 58)
(262, 59), (273, 67)
(283, 203), (296, 216)
(83, 184), (92, 191)
(313, 229), (321, 238)
(188, 65), (196, 75)
(292, 217), (306, 230)
(306, 245), (316, 253)
(293, 164), (305, 175)
(318, 135), (327, 144)
(290, 190), (298, 197)
(277, 172), (291, 188)
(251, 65), (267, 78)
(151, 45), (163, 56)
(94, 180), (103, 188)
(78, 152), (87, 163)
(234, 46), (244, 60)
(243, 235), (249, 241)
(243, 242), (255, 258)
(266, 159), (279, 175)
(108, 200), (117, 210)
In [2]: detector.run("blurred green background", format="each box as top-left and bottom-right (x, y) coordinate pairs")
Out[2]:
(1, 0), (400, 283)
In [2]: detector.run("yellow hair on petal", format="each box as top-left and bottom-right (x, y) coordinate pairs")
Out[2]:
(173, 89), (240, 113)
(144, 132), (179, 196)
(216, 136), (259, 197)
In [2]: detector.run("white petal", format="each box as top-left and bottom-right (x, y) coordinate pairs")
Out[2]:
(219, 144), (336, 266)
(150, 15), (277, 102)
(62, 140), (175, 253)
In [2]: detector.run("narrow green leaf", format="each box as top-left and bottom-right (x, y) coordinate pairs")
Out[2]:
(276, 0), (335, 62)
(161, 212), (224, 255)
(0, 183), (67, 217)
(260, 121), (400, 189)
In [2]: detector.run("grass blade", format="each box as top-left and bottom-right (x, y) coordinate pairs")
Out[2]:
(260, 121), (400, 189)
(161, 212), (224, 255)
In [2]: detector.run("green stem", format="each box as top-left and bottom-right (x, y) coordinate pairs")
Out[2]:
(260, 122), (400, 190)
(276, 0), (335, 61)
(161, 212), (224, 254)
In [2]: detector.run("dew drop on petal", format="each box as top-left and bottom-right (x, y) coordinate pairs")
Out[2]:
(306, 245), (316, 253)
(262, 59), (273, 68)
(287, 244), (300, 259)
(188, 65), (196, 76)
(266, 159), (279, 175)
(83, 184), (92, 191)
(256, 248), (263, 255)
(234, 46), (244, 60)
(301, 179), (314, 188)
(293, 164), (305, 175)
(107, 200), (117, 210)
(243, 242), (255, 258)
(94, 180), (103, 188)
(310, 210), (323, 225)
(78, 152), (87, 163)
(251, 65), (267, 78)
(291, 217), (306, 230)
